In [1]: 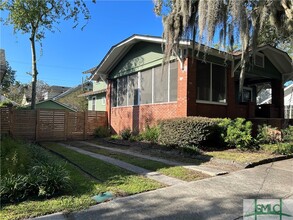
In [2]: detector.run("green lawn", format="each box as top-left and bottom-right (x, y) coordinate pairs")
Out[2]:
(67, 142), (209, 181)
(1, 142), (163, 220)
(205, 150), (275, 163)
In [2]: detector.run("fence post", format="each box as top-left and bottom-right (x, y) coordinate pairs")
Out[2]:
(10, 108), (15, 138)
(64, 110), (68, 141)
(83, 111), (88, 140)
(35, 109), (40, 141)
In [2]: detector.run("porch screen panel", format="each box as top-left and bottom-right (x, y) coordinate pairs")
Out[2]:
(212, 64), (226, 103)
(141, 69), (152, 104)
(154, 65), (168, 103)
(117, 77), (127, 106)
(169, 61), (178, 101)
(128, 73), (138, 105)
(112, 81), (117, 107)
(196, 61), (210, 101)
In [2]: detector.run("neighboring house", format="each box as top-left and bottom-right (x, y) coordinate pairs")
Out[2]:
(52, 82), (92, 111)
(35, 99), (76, 111)
(43, 85), (70, 100)
(87, 35), (293, 133)
(0, 95), (19, 107)
(78, 79), (107, 111)
(261, 83), (293, 119)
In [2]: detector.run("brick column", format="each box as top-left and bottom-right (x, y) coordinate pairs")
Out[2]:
(177, 58), (188, 117)
(226, 66), (237, 118)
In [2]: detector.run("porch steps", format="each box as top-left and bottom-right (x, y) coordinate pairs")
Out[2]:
(79, 141), (228, 177)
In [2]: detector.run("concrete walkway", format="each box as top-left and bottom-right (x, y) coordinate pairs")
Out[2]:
(34, 158), (293, 220)
(80, 141), (228, 176)
(58, 143), (186, 186)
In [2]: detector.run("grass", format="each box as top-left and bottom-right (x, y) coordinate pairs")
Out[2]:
(1, 142), (163, 220)
(158, 167), (209, 181)
(67, 142), (209, 182)
(205, 150), (275, 163)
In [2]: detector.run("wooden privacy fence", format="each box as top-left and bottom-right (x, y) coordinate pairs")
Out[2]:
(0, 108), (107, 141)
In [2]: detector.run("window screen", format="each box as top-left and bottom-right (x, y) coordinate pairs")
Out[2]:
(141, 69), (152, 104)
(128, 73), (138, 105)
(196, 61), (211, 101)
(154, 65), (168, 103)
(111, 81), (117, 107)
(117, 77), (127, 106)
(169, 61), (178, 101)
(212, 64), (226, 102)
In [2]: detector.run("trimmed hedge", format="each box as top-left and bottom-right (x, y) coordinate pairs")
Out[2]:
(158, 117), (222, 149)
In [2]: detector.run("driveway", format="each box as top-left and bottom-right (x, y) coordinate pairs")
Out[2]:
(35, 159), (293, 220)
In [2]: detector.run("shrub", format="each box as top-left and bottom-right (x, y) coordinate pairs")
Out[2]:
(257, 124), (282, 144)
(158, 117), (221, 149)
(30, 164), (70, 197)
(140, 125), (160, 143)
(110, 134), (121, 140)
(94, 126), (110, 138)
(120, 128), (132, 140)
(1, 137), (31, 176)
(282, 126), (293, 142)
(0, 137), (71, 203)
(0, 174), (29, 203)
(219, 118), (253, 150)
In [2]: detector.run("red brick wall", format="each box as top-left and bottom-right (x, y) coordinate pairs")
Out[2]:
(110, 103), (178, 134)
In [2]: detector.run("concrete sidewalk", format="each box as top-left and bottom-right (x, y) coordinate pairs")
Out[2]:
(58, 143), (186, 186)
(80, 141), (228, 176)
(34, 159), (293, 220)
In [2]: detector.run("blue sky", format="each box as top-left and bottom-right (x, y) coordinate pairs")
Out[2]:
(0, 0), (163, 87)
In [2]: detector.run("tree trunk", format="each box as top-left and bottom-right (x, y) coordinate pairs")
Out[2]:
(30, 32), (38, 110)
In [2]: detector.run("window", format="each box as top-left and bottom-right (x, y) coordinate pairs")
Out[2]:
(92, 96), (96, 110)
(169, 62), (178, 101)
(254, 53), (264, 68)
(196, 62), (211, 101)
(102, 97), (106, 106)
(141, 69), (152, 104)
(242, 87), (253, 102)
(212, 64), (226, 103)
(196, 60), (226, 103)
(154, 65), (168, 103)
(111, 61), (178, 107)
(117, 77), (127, 106)
(128, 74), (139, 105)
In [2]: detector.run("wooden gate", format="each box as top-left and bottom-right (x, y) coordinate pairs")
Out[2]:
(37, 110), (66, 141)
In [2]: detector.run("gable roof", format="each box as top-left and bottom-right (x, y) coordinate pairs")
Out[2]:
(89, 35), (231, 80)
(36, 99), (77, 112)
(89, 34), (293, 82)
(53, 82), (92, 100)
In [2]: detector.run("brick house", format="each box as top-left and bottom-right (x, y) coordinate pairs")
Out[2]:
(87, 35), (293, 134)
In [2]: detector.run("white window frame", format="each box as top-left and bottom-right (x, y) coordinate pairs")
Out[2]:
(101, 97), (106, 106)
(92, 96), (96, 110)
(196, 62), (227, 105)
(254, 52), (265, 68)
